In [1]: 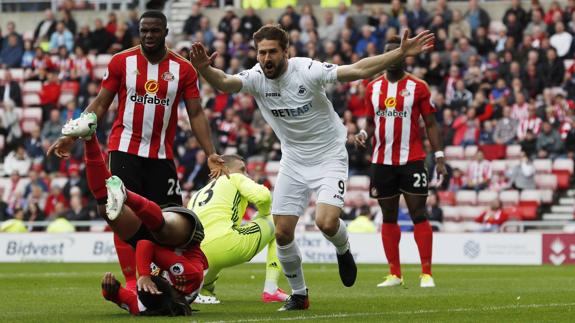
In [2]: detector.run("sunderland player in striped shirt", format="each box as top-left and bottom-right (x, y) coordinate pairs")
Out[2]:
(48, 11), (225, 292)
(190, 25), (434, 310)
(355, 36), (447, 288)
(187, 154), (288, 304)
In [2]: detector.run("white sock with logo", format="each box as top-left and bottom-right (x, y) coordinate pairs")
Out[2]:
(277, 240), (307, 295)
(322, 219), (350, 255)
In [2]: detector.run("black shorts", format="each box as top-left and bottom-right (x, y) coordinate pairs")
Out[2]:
(370, 160), (429, 199)
(109, 150), (182, 207)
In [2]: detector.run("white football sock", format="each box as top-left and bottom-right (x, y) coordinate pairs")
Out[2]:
(322, 219), (350, 255)
(277, 240), (307, 295)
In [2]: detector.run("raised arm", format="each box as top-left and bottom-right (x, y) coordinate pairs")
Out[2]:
(337, 30), (434, 82)
(189, 42), (243, 93)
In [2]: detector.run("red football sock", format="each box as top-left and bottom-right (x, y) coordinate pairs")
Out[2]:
(414, 220), (433, 275)
(125, 190), (165, 231)
(84, 136), (111, 203)
(381, 223), (402, 277)
(114, 234), (137, 291)
(102, 283), (138, 315)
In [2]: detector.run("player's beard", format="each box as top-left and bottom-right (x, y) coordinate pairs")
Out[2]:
(262, 58), (286, 79)
(141, 38), (165, 56)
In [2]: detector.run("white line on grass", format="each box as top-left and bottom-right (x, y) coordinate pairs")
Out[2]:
(201, 302), (575, 323)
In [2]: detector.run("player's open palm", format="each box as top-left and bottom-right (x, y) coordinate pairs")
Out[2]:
(138, 276), (162, 295)
(189, 42), (217, 70)
(353, 132), (368, 148)
(400, 29), (435, 57)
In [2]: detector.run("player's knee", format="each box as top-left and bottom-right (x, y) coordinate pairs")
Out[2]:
(411, 213), (428, 224)
(315, 216), (338, 236)
(275, 227), (294, 246)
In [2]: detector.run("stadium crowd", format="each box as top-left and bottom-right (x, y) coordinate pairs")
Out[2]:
(1, 0), (574, 232)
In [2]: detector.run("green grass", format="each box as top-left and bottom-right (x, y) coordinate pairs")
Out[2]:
(0, 263), (574, 322)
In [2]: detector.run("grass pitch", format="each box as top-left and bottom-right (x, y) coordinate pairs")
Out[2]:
(0, 263), (573, 322)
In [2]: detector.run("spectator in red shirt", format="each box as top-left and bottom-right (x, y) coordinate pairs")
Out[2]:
(475, 199), (508, 232)
(39, 71), (61, 122)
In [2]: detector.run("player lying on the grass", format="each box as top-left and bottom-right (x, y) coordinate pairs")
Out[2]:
(61, 112), (205, 252)
(188, 154), (288, 304)
(101, 272), (192, 316)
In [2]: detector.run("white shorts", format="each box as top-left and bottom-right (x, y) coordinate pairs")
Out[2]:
(271, 156), (348, 216)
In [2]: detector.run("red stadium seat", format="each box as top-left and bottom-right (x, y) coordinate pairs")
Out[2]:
(535, 174), (558, 189)
(517, 201), (538, 220)
(479, 144), (506, 160)
(553, 159), (574, 175)
(502, 206), (520, 220)
(552, 170), (571, 190)
(437, 191), (456, 206)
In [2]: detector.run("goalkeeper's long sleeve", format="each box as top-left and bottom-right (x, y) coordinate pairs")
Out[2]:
(230, 173), (272, 216)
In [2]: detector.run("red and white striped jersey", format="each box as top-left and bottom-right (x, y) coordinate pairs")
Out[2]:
(102, 46), (200, 159)
(516, 116), (542, 140)
(466, 160), (492, 185)
(365, 73), (436, 165)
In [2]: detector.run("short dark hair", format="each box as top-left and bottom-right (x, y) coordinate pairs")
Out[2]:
(253, 25), (289, 51)
(139, 11), (167, 28)
(222, 154), (245, 167)
(387, 35), (401, 45)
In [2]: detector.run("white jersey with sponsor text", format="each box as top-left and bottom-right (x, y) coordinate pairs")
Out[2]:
(236, 57), (347, 164)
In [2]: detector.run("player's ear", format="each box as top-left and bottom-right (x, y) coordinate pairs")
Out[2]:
(165, 28), (169, 36)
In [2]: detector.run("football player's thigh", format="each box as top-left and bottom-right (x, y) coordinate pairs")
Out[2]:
(143, 158), (183, 207)
(313, 160), (348, 208)
(398, 160), (429, 197)
(370, 163), (401, 199)
(202, 230), (259, 269)
(272, 171), (309, 217)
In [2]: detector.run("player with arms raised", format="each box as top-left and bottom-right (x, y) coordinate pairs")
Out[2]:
(190, 25), (434, 310)
(355, 36), (447, 288)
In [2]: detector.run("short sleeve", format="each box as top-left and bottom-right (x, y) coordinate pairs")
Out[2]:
(364, 82), (375, 117)
(235, 67), (259, 94)
(419, 83), (436, 116)
(307, 60), (338, 86)
(101, 55), (123, 93)
(182, 65), (200, 100)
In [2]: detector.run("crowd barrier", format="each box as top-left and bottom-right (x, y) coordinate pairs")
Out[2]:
(0, 232), (574, 265)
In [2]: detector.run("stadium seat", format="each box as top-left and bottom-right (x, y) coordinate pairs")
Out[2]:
(449, 160), (469, 172)
(61, 81), (80, 95)
(499, 190), (519, 206)
(464, 145), (478, 159)
(59, 93), (76, 106)
(502, 206), (520, 220)
(479, 144), (506, 160)
(246, 161), (264, 173)
(535, 174), (558, 189)
(267, 175), (277, 187)
(540, 189), (554, 204)
(533, 159), (552, 173)
(505, 145), (522, 159)
(456, 190), (477, 205)
(443, 221), (465, 233)
(23, 81), (42, 93)
(520, 189), (541, 204)
(552, 170), (571, 190)
(348, 175), (370, 190)
(9, 68), (24, 81)
(517, 202), (538, 220)
(442, 206), (460, 221)
(553, 159), (574, 174)
(477, 190), (498, 205)
(491, 160), (507, 174)
(437, 191), (456, 206)
(23, 93), (40, 106)
(445, 146), (464, 159)
(223, 146), (237, 155)
(264, 161), (280, 175)
(459, 206), (485, 220)
(94, 67), (107, 80)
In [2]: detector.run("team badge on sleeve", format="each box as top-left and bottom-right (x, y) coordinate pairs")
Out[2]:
(103, 68), (109, 80)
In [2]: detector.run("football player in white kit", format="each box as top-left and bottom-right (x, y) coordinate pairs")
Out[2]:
(190, 25), (434, 311)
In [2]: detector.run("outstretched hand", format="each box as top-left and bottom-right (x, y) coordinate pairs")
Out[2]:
(189, 42), (217, 70)
(46, 136), (76, 158)
(207, 153), (229, 179)
(399, 29), (435, 57)
(137, 276), (162, 295)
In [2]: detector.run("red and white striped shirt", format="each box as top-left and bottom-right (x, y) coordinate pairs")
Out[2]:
(102, 46), (200, 159)
(365, 74), (436, 165)
(516, 116), (542, 140)
(466, 160), (492, 185)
